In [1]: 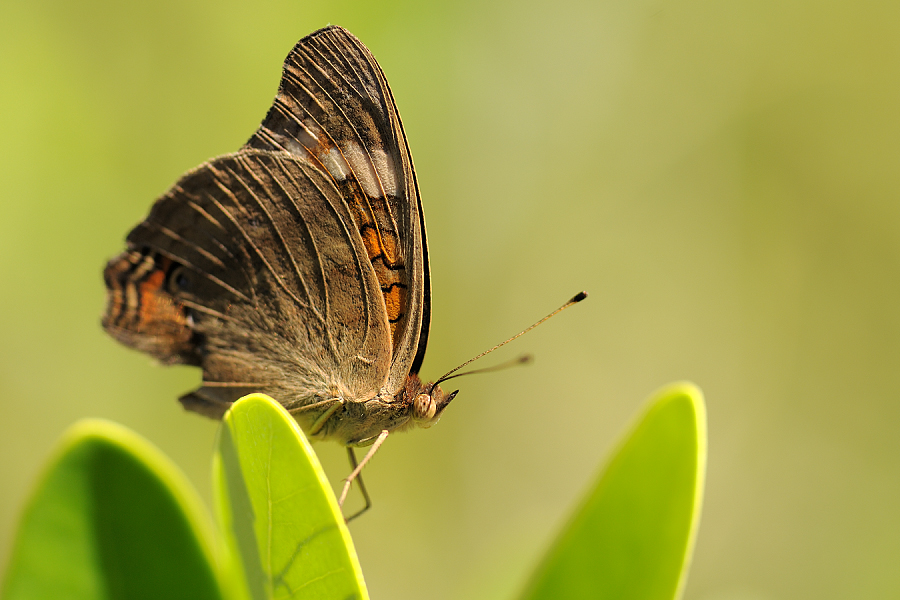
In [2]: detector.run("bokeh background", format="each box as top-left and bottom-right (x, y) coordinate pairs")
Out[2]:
(2, 0), (899, 598)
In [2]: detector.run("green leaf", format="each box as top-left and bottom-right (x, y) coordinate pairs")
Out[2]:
(521, 382), (707, 600)
(1, 419), (225, 600)
(213, 394), (368, 600)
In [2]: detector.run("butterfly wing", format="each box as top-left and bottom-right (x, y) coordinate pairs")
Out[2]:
(245, 25), (431, 392)
(104, 151), (392, 417)
(103, 26), (430, 422)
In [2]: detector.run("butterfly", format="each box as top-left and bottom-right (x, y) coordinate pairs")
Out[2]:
(103, 25), (586, 515)
(103, 26), (454, 510)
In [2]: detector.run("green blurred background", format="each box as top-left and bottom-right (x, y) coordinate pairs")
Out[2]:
(2, 0), (899, 598)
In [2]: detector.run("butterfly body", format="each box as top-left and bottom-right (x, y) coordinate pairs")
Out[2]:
(103, 26), (452, 447)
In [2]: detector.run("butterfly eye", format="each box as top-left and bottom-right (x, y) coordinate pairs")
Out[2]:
(167, 265), (192, 294)
(412, 393), (436, 421)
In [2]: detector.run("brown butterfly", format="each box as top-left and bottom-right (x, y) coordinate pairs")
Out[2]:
(103, 25), (586, 516)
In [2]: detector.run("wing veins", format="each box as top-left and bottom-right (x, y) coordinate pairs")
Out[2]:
(139, 222), (250, 302)
(277, 158), (377, 360)
(205, 172), (314, 314)
(184, 198), (228, 233)
(294, 45), (404, 258)
(226, 157), (318, 311)
(179, 298), (237, 322)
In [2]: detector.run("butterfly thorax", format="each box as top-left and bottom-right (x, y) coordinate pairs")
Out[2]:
(301, 374), (452, 447)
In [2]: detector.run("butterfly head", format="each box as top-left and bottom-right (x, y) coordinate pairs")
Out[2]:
(410, 383), (458, 428)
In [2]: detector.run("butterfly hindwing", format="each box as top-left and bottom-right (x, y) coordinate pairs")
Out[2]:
(105, 151), (392, 417)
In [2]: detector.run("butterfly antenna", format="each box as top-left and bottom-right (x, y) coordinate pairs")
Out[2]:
(436, 354), (533, 384)
(434, 291), (587, 387)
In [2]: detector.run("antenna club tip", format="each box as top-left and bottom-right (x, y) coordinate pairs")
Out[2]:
(572, 291), (588, 303)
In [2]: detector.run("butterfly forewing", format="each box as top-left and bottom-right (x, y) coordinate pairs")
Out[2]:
(245, 26), (430, 388)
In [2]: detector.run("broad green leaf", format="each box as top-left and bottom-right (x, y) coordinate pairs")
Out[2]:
(521, 383), (707, 600)
(213, 394), (368, 600)
(1, 419), (224, 600)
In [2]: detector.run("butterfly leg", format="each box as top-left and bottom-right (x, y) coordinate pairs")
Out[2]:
(342, 447), (371, 522)
(305, 399), (343, 436)
(339, 429), (389, 521)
